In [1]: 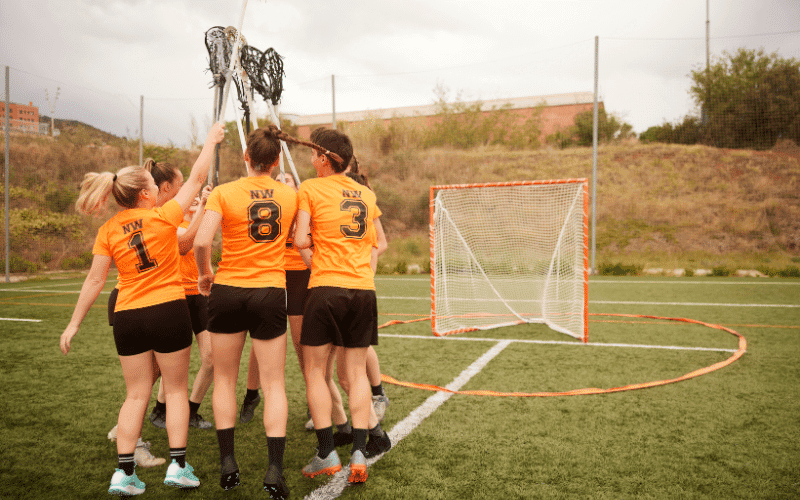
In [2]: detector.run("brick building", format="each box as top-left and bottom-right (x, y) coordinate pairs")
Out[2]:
(0, 101), (48, 134)
(292, 91), (599, 142)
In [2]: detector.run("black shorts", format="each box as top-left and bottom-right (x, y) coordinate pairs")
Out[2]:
(207, 283), (287, 341)
(286, 269), (311, 316)
(301, 287), (378, 348)
(186, 293), (209, 335)
(113, 299), (193, 356)
(107, 287), (119, 326)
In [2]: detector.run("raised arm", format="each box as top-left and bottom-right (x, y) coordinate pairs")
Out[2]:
(173, 122), (225, 213)
(193, 209), (223, 296)
(60, 254), (112, 354)
(177, 186), (212, 255)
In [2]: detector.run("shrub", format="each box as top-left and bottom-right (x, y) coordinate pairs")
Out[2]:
(597, 262), (642, 276)
(60, 251), (93, 270)
(393, 261), (408, 274)
(777, 266), (800, 278)
(45, 187), (78, 213)
(10, 255), (40, 273)
(711, 266), (733, 277)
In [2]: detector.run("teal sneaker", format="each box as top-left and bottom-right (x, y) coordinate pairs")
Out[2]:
(164, 460), (200, 489)
(302, 449), (341, 478)
(108, 469), (145, 496)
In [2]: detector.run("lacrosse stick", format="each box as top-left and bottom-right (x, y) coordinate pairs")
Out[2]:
(239, 45), (300, 185)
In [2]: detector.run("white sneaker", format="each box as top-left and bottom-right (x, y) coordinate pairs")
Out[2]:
(107, 425), (118, 441)
(134, 439), (166, 468)
(372, 394), (390, 421)
(305, 418), (315, 431)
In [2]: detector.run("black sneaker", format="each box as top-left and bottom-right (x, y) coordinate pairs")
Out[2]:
(239, 393), (261, 424)
(220, 470), (240, 491)
(149, 407), (166, 429)
(220, 455), (240, 491)
(263, 464), (289, 500)
(363, 430), (391, 459)
(333, 431), (354, 447)
(189, 412), (213, 429)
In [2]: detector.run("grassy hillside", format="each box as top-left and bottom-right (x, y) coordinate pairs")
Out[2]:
(1, 123), (799, 275)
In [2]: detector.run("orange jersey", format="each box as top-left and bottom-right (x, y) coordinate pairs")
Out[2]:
(93, 199), (185, 312)
(178, 220), (200, 295)
(284, 236), (308, 271)
(297, 174), (381, 290)
(205, 176), (298, 288)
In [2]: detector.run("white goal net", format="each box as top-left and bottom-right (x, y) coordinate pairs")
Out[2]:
(430, 179), (588, 341)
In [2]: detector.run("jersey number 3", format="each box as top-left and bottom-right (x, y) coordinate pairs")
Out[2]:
(249, 201), (281, 242)
(127, 231), (158, 272)
(340, 199), (368, 239)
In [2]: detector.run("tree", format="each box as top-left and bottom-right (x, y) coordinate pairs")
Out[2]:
(690, 48), (800, 150)
(549, 108), (634, 148)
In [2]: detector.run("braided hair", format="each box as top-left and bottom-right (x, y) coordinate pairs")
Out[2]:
(262, 125), (352, 173)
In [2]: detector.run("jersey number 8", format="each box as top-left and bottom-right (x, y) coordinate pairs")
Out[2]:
(248, 200), (281, 242)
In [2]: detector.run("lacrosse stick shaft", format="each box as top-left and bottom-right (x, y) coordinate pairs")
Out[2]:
(217, 0), (249, 124)
(265, 101), (301, 186)
(210, 85), (222, 188)
(230, 90), (248, 155)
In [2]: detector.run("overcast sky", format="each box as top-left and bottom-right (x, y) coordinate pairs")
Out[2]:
(1, 0), (798, 146)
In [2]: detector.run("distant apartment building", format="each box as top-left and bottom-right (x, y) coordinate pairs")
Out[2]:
(0, 101), (48, 134)
(292, 92), (599, 142)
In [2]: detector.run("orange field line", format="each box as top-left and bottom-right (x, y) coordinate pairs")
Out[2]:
(379, 312), (747, 397)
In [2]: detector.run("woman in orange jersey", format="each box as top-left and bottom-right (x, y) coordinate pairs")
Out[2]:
(294, 127), (382, 484)
(60, 122), (225, 496)
(193, 127), (297, 497)
(106, 159), (187, 467)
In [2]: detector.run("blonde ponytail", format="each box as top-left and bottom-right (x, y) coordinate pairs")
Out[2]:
(75, 166), (149, 215)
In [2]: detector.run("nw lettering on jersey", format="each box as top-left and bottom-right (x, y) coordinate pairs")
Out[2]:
(342, 189), (361, 199)
(122, 219), (143, 234)
(250, 189), (275, 199)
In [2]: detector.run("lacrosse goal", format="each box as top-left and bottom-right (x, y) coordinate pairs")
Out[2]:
(430, 179), (589, 342)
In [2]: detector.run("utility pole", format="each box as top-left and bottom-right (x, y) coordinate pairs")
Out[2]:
(45, 87), (60, 137)
(139, 95), (144, 166)
(331, 74), (336, 130)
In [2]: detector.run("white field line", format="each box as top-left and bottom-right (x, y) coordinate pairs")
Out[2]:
(375, 277), (800, 286)
(304, 340), (514, 500)
(376, 296), (799, 308)
(377, 333), (738, 353)
(590, 280), (800, 285)
(0, 317), (42, 322)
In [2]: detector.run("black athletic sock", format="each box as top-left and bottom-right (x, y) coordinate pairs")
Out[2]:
(267, 436), (286, 473)
(188, 400), (201, 415)
(315, 426), (335, 459)
(336, 421), (352, 434)
(351, 428), (368, 455)
(118, 453), (135, 476)
(170, 447), (187, 468)
(216, 427), (237, 473)
(369, 423), (383, 437)
(154, 400), (166, 414)
(245, 389), (260, 402)
(371, 384), (384, 397)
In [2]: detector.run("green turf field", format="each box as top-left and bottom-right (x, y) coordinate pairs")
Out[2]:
(0, 275), (798, 499)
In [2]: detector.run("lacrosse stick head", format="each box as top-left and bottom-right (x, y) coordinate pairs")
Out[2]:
(240, 46), (285, 105)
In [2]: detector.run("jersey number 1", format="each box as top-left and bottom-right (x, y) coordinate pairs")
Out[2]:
(127, 231), (158, 272)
